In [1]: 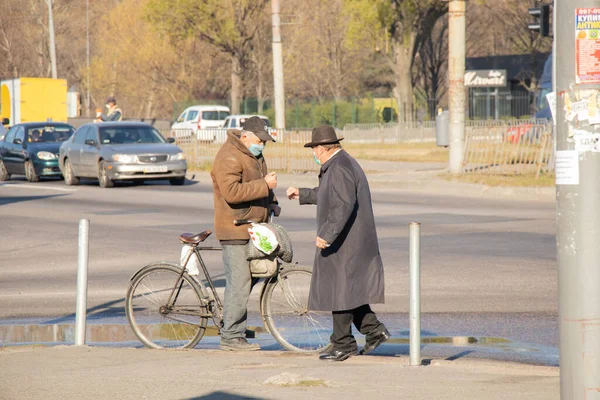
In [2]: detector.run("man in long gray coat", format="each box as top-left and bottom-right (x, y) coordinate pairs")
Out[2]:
(287, 125), (390, 362)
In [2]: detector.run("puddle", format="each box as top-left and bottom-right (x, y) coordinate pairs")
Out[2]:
(1, 322), (511, 349)
(0, 323), (225, 345)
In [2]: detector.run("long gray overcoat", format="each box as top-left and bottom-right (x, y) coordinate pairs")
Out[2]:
(299, 150), (385, 311)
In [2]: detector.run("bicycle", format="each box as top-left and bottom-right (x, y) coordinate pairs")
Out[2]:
(125, 218), (333, 353)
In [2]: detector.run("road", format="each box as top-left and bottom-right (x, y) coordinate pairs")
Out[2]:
(0, 173), (557, 353)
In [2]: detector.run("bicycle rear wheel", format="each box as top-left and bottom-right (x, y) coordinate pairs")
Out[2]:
(126, 263), (209, 349)
(262, 266), (333, 353)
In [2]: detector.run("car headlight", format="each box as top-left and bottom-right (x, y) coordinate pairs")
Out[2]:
(170, 152), (186, 161)
(37, 151), (57, 160)
(113, 154), (137, 163)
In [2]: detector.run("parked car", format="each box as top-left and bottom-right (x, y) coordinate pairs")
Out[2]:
(0, 122), (75, 182)
(217, 114), (277, 143)
(59, 122), (187, 188)
(170, 105), (230, 141)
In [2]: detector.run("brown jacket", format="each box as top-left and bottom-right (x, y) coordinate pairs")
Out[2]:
(211, 130), (276, 241)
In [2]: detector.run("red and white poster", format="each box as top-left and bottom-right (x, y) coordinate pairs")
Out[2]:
(576, 8), (600, 84)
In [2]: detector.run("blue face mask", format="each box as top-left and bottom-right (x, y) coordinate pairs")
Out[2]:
(249, 143), (264, 156)
(313, 152), (321, 166)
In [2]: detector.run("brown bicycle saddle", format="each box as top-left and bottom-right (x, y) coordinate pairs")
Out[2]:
(179, 230), (212, 244)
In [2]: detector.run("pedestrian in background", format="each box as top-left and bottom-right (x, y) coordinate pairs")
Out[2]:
(287, 125), (390, 362)
(95, 96), (123, 122)
(211, 116), (279, 351)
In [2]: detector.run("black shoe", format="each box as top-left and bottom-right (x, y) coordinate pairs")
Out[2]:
(360, 328), (391, 355)
(319, 349), (357, 362)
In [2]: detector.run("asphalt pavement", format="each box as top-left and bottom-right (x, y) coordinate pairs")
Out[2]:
(0, 161), (560, 398)
(0, 162), (557, 359)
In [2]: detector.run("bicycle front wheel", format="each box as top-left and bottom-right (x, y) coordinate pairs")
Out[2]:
(126, 263), (209, 349)
(262, 266), (333, 353)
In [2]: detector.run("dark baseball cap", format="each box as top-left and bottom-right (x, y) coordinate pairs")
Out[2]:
(106, 96), (116, 104)
(242, 116), (275, 142)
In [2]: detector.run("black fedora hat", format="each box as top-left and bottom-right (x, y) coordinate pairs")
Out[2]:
(303, 125), (344, 148)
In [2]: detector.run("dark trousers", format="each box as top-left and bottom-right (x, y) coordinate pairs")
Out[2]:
(331, 304), (385, 352)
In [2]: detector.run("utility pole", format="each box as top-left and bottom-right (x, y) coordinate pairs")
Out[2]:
(555, 0), (600, 398)
(86, 0), (91, 117)
(271, 0), (286, 130)
(448, 0), (466, 174)
(47, 0), (57, 79)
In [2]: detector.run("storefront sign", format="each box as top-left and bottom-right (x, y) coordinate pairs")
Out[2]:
(464, 70), (507, 88)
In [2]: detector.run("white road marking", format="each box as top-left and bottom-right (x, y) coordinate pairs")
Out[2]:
(0, 183), (77, 192)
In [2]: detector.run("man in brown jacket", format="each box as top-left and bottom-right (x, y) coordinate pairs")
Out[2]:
(211, 116), (278, 351)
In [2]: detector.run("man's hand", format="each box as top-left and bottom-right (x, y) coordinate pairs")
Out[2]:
(286, 187), (299, 200)
(269, 204), (281, 217)
(265, 172), (277, 189)
(316, 236), (330, 249)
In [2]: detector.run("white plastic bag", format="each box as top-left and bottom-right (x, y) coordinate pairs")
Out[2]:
(248, 223), (279, 255)
(180, 245), (200, 276)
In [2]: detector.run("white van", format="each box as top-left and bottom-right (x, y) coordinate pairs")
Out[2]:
(171, 105), (230, 141)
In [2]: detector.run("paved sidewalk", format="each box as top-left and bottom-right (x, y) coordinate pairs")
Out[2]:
(189, 159), (555, 201)
(0, 345), (559, 400)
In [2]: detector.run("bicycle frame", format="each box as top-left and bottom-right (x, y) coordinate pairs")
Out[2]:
(162, 241), (286, 333)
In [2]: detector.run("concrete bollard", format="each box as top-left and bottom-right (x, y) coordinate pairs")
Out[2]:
(75, 219), (90, 346)
(409, 222), (421, 366)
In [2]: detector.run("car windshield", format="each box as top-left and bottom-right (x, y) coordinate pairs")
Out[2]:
(202, 111), (230, 120)
(27, 126), (74, 143)
(99, 126), (166, 145)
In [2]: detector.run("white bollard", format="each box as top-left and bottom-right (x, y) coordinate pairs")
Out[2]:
(75, 219), (90, 346)
(409, 222), (421, 366)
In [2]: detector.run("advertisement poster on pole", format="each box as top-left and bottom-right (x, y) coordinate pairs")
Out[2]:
(576, 8), (600, 84)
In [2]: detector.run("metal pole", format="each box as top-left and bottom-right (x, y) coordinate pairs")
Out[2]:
(86, 0), (91, 117)
(409, 222), (421, 366)
(46, 0), (58, 79)
(271, 0), (286, 130)
(556, 1), (600, 398)
(75, 219), (90, 345)
(448, 0), (466, 174)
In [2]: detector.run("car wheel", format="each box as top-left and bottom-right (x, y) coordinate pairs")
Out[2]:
(0, 159), (10, 181)
(64, 159), (80, 186)
(98, 161), (114, 188)
(25, 160), (40, 182)
(169, 176), (186, 186)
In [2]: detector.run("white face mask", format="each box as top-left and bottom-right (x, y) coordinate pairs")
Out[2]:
(105, 104), (111, 109)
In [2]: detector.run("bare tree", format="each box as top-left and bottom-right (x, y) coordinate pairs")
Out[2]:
(414, 16), (448, 117)
(147, 0), (269, 114)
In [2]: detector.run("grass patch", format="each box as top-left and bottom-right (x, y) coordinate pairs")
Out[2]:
(440, 172), (555, 187)
(344, 142), (448, 163)
(182, 142), (448, 173)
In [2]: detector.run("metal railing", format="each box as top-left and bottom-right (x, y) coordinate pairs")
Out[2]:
(163, 120), (555, 176)
(462, 121), (554, 176)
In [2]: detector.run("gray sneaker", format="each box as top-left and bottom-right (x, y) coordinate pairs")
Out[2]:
(220, 337), (260, 351)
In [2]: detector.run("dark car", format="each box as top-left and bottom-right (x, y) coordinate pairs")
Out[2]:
(0, 122), (75, 182)
(59, 122), (187, 188)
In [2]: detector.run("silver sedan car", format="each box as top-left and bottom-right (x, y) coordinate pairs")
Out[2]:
(59, 122), (187, 188)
